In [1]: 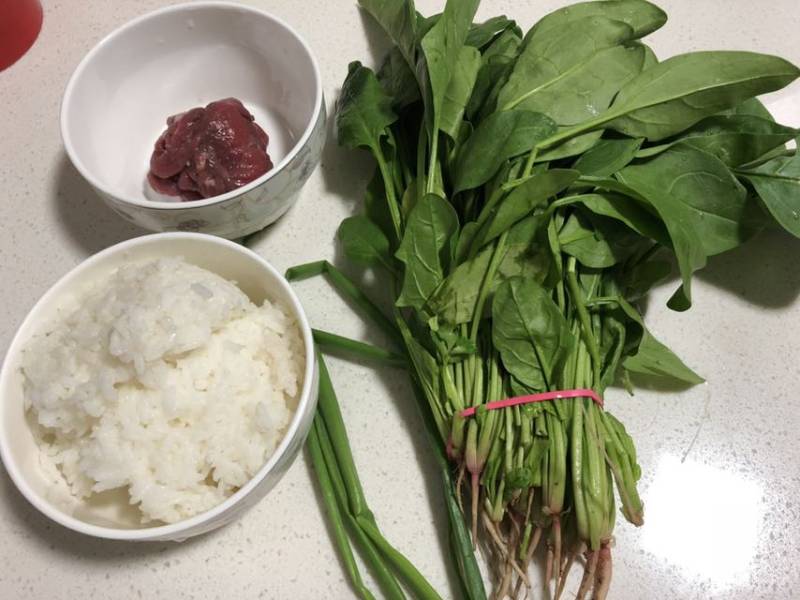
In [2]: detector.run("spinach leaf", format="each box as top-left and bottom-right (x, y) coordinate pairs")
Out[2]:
(452, 110), (557, 193)
(429, 214), (552, 325)
(533, 44), (647, 161)
(358, 0), (418, 70)
(378, 47), (421, 109)
(396, 194), (459, 309)
(426, 246), (492, 325)
(578, 192), (669, 244)
(496, 214), (552, 285)
(337, 216), (392, 270)
(730, 97), (774, 121)
(478, 169), (579, 246)
(364, 168), (395, 242)
(573, 138), (644, 177)
(640, 42), (658, 68)
(466, 29), (523, 120)
(739, 151), (800, 237)
(455, 221), (481, 264)
(620, 259), (672, 301)
(636, 115), (796, 166)
(497, 15), (645, 160)
(498, 17), (635, 112)
(493, 277), (574, 391)
(465, 15), (518, 49)
(606, 51), (800, 140)
(616, 144), (762, 309)
(617, 298), (704, 384)
(419, 0), (480, 136)
(559, 212), (618, 268)
(619, 144), (758, 257)
(336, 62), (397, 153)
(529, 0), (667, 40)
(440, 46), (482, 138)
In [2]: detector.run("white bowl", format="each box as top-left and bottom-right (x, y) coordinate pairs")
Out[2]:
(0, 233), (319, 541)
(60, 2), (325, 240)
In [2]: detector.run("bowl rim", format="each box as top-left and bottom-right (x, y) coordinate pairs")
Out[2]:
(0, 232), (318, 540)
(59, 1), (324, 211)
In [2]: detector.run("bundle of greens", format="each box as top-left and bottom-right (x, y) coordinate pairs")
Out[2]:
(291, 0), (800, 598)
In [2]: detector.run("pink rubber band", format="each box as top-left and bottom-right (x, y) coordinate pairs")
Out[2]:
(458, 388), (603, 418)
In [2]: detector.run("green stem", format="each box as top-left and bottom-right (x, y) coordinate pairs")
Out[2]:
(314, 415), (406, 600)
(307, 422), (377, 600)
(286, 261), (403, 347)
(374, 142), (403, 241)
(566, 258), (602, 388)
(356, 516), (444, 600)
(316, 354), (369, 517)
(427, 128), (440, 194)
(521, 147), (538, 178)
(535, 112), (616, 152)
(469, 231), (509, 343)
(410, 380), (488, 600)
(313, 329), (406, 368)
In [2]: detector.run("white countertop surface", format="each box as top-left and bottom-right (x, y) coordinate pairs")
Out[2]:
(2, 1), (799, 599)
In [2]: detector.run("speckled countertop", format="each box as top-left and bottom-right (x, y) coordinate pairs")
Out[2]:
(1, 1), (800, 599)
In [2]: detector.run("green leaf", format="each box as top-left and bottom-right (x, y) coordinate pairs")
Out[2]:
(606, 51), (800, 140)
(740, 150), (800, 237)
(336, 62), (397, 152)
(620, 259), (672, 301)
(493, 277), (574, 391)
(577, 192), (669, 244)
(729, 97), (774, 121)
(465, 15), (518, 49)
(419, 0), (480, 133)
(426, 246), (493, 325)
(525, 39), (645, 160)
(337, 216), (392, 269)
(364, 168), (396, 244)
(396, 194), (459, 309)
(496, 215), (552, 285)
(637, 115), (796, 167)
(440, 45), (482, 138)
(466, 29), (523, 120)
(455, 221), (481, 264)
(513, 35), (647, 161)
(559, 212), (618, 268)
(358, 0), (418, 70)
(478, 169), (579, 246)
(498, 16), (636, 112)
(619, 144), (758, 257)
(400, 178), (418, 220)
(616, 144), (761, 308)
(573, 138), (644, 177)
(640, 42), (659, 69)
(452, 110), (557, 193)
(378, 47), (421, 109)
(530, 0), (667, 40)
(617, 298), (704, 384)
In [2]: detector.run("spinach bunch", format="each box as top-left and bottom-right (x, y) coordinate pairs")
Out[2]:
(294, 1), (800, 598)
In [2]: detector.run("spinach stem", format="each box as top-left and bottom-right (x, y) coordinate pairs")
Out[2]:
(566, 258), (602, 387)
(374, 141), (404, 241)
(469, 232), (509, 343)
(427, 128), (440, 194)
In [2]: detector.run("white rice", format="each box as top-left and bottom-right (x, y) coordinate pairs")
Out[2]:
(21, 257), (304, 524)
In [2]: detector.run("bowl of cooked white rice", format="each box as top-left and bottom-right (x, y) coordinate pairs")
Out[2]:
(0, 233), (318, 541)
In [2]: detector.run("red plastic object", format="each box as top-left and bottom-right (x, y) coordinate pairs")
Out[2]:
(0, 0), (43, 71)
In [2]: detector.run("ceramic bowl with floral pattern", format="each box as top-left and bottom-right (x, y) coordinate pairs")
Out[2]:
(61, 2), (325, 239)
